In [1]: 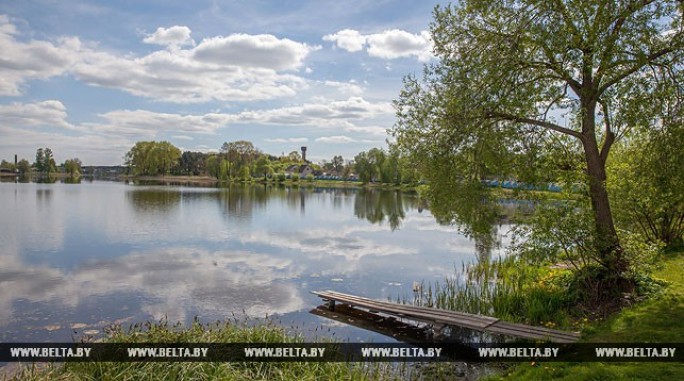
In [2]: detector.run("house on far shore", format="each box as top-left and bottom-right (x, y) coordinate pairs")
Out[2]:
(286, 164), (315, 177)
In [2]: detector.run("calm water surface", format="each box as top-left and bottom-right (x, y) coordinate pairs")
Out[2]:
(0, 180), (510, 342)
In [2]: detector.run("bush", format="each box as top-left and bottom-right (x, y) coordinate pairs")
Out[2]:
(305, 174), (314, 182)
(291, 173), (300, 182)
(276, 172), (286, 182)
(608, 124), (684, 247)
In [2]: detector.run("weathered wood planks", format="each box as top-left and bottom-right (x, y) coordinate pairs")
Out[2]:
(312, 290), (580, 343)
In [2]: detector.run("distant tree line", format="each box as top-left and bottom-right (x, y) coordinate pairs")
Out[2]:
(1, 147), (82, 177)
(122, 140), (425, 186)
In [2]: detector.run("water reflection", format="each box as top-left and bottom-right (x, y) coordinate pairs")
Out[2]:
(354, 189), (418, 231)
(0, 246), (304, 328)
(62, 177), (82, 184)
(126, 188), (182, 213)
(218, 184), (269, 219)
(0, 181), (507, 343)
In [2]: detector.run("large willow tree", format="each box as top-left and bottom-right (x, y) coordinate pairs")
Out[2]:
(393, 1), (683, 273)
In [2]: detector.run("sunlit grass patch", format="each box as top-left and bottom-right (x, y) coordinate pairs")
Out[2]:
(7, 319), (401, 381)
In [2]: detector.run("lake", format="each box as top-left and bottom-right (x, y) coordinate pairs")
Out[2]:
(0, 180), (511, 342)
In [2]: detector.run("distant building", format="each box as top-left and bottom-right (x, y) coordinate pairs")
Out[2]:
(286, 164), (315, 177)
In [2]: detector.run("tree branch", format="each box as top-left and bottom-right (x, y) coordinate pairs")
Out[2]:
(599, 45), (679, 94)
(487, 111), (584, 141)
(596, 0), (657, 83)
(599, 100), (615, 164)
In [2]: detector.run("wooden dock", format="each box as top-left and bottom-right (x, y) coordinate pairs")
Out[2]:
(312, 290), (580, 343)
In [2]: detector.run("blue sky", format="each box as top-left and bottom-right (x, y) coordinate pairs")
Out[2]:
(0, 0), (440, 165)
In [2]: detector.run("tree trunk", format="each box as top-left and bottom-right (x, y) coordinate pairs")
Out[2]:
(581, 100), (625, 272)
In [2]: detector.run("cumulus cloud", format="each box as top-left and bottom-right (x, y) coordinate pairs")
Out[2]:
(234, 97), (393, 126)
(143, 25), (195, 47)
(315, 135), (356, 143)
(71, 33), (313, 103)
(0, 17), (317, 103)
(264, 137), (309, 143)
(367, 30), (433, 61)
(0, 100), (76, 130)
(89, 109), (232, 136)
(323, 29), (366, 52)
(0, 15), (81, 96)
(343, 125), (388, 136)
(193, 33), (317, 71)
(323, 28), (433, 62)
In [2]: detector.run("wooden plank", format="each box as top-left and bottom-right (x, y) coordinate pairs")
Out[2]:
(487, 321), (580, 343)
(316, 291), (497, 327)
(312, 290), (580, 343)
(491, 320), (580, 339)
(313, 291), (498, 330)
(313, 291), (498, 326)
(310, 305), (436, 344)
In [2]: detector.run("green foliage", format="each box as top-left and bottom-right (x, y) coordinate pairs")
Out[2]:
(608, 124), (684, 247)
(512, 199), (598, 269)
(0, 159), (15, 171)
(17, 159), (31, 174)
(485, 251), (684, 381)
(178, 151), (207, 176)
(125, 141), (181, 176)
(276, 172), (286, 182)
(34, 147), (57, 174)
(354, 150), (376, 183)
(221, 140), (260, 178)
(415, 258), (574, 328)
(392, 0), (684, 272)
(205, 155), (219, 179)
(331, 155), (344, 173)
(253, 155), (273, 180)
(63, 158), (82, 177)
(305, 173), (314, 182)
(219, 159), (230, 181)
(13, 319), (399, 381)
(238, 165), (251, 181)
(291, 172), (300, 182)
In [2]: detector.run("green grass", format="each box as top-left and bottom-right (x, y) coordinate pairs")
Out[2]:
(483, 250), (684, 381)
(7, 319), (400, 381)
(413, 258), (576, 330)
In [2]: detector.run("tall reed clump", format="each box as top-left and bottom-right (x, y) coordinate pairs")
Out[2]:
(414, 258), (575, 329)
(9, 318), (400, 381)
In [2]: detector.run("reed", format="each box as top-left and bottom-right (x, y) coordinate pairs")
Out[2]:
(413, 258), (574, 329)
(8, 318), (401, 381)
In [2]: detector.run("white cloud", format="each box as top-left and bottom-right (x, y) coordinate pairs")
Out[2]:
(366, 30), (433, 61)
(234, 97), (393, 126)
(89, 109), (232, 136)
(143, 25), (195, 47)
(0, 246), (304, 325)
(0, 17), (317, 103)
(0, 100), (76, 130)
(0, 15), (81, 96)
(72, 37), (309, 103)
(323, 29), (366, 52)
(315, 135), (356, 143)
(344, 125), (388, 136)
(172, 135), (193, 140)
(264, 137), (309, 143)
(193, 33), (318, 71)
(323, 28), (433, 62)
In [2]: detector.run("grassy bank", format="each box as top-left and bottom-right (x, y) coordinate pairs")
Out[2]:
(483, 249), (684, 380)
(8, 320), (399, 381)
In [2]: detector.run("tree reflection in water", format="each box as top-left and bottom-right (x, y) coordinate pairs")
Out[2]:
(353, 189), (420, 231)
